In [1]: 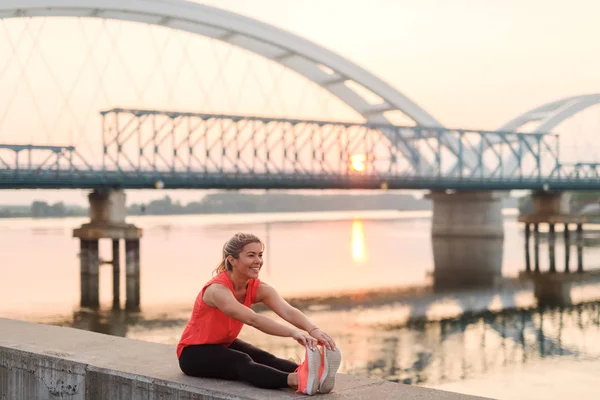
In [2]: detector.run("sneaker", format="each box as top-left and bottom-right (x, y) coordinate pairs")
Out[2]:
(318, 346), (342, 394)
(296, 345), (320, 395)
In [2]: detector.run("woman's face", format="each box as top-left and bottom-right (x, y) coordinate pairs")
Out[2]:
(230, 242), (263, 279)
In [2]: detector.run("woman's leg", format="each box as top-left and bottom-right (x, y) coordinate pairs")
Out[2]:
(229, 339), (299, 373)
(179, 344), (291, 389)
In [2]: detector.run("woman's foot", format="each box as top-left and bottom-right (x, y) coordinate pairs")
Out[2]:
(295, 345), (320, 395)
(318, 345), (342, 394)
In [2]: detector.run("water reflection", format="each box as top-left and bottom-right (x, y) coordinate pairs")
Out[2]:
(52, 308), (185, 341)
(351, 220), (366, 264)
(49, 299), (600, 389)
(344, 302), (600, 386)
(9, 212), (600, 399)
(431, 237), (504, 291)
(70, 309), (131, 337)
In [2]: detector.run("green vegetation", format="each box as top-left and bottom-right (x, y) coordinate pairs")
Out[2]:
(127, 192), (432, 216)
(1, 191), (520, 219)
(0, 202), (87, 218)
(1, 192), (431, 219)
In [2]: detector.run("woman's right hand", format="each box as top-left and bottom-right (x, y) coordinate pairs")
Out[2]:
(291, 330), (318, 350)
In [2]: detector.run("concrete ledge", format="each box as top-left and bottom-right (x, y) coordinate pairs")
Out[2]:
(0, 318), (491, 399)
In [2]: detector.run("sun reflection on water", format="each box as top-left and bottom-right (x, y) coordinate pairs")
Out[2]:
(352, 219), (366, 263)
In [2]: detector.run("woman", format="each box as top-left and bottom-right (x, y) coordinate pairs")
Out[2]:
(177, 232), (342, 395)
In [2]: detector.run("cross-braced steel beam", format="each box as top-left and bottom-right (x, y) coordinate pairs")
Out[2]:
(1, 108), (600, 190)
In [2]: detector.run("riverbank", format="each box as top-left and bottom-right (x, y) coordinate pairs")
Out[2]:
(0, 318), (489, 399)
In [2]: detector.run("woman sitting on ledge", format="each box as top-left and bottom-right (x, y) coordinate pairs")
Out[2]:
(177, 232), (342, 395)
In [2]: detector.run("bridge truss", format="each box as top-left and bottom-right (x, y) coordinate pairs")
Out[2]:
(1, 108), (600, 190)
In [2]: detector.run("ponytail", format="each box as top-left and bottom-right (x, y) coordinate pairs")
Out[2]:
(213, 258), (229, 275)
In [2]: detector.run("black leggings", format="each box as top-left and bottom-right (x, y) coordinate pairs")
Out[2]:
(179, 339), (299, 389)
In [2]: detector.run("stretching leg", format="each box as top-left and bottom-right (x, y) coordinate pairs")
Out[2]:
(179, 344), (291, 389)
(229, 339), (299, 373)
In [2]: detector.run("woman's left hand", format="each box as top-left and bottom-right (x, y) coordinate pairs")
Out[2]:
(309, 328), (336, 351)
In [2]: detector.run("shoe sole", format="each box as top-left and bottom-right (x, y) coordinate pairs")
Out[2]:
(319, 347), (342, 394)
(305, 347), (321, 395)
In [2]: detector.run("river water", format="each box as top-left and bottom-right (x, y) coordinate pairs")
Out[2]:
(2, 210), (600, 400)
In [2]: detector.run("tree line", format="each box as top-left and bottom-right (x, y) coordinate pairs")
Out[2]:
(0, 191), (433, 219)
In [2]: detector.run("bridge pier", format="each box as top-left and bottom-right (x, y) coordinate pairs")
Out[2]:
(519, 191), (587, 306)
(73, 189), (142, 311)
(426, 191), (505, 237)
(520, 191), (585, 275)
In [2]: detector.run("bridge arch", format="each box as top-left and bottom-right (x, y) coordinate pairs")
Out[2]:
(498, 94), (600, 133)
(491, 94), (600, 175)
(1, 0), (442, 129)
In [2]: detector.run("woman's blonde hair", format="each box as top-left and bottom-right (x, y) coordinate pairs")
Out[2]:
(214, 232), (263, 275)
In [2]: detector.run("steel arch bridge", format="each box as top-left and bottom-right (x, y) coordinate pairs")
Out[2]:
(490, 94), (600, 177)
(1, 1), (600, 191)
(3, 107), (600, 191)
(0, 0), (446, 169)
(498, 94), (600, 133)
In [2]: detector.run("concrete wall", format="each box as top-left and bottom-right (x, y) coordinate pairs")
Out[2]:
(0, 318), (492, 400)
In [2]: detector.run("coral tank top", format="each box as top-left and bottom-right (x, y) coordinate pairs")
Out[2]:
(176, 271), (260, 358)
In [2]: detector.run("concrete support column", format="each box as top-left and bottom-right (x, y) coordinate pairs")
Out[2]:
(548, 224), (556, 273)
(89, 189), (127, 225)
(524, 223), (531, 273)
(564, 223), (570, 273)
(80, 239), (99, 308)
(529, 191), (571, 216)
(74, 189), (142, 311)
(125, 239), (141, 311)
(577, 224), (584, 273)
(426, 191), (505, 238)
(112, 239), (121, 309)
(519, 191), (585, 275)
(533, 224), (540, 273)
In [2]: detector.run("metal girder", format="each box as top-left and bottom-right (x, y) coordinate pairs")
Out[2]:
(99, 108), (560, 179)
(5, 172), (600, 191)
(3, 108), (600, 191)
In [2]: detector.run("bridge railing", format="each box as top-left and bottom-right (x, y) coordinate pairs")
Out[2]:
(99, 108), (560, 181)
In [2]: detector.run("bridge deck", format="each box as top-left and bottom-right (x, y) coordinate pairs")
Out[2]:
(3, 170), (600, 190)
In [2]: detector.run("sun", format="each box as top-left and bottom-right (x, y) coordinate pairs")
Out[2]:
(350, 154), (366, 172)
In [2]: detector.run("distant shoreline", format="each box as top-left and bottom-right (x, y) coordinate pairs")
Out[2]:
(0, 208), (521, 224)
(0, 207), (431, 220)
(0, 191), (520, 219)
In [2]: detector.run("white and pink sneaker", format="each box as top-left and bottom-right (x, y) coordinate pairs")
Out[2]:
(295, 345), (320, 395)
(318, 345), (342, 394)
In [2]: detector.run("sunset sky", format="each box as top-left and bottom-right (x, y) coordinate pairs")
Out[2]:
(2, 0), (600, 205)
(199, 0), (600, 128)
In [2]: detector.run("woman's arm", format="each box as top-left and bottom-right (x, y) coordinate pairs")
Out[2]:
(257, 282), (337, 350)
(205, 284), (317, 348)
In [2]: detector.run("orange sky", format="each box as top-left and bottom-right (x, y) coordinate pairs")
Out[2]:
(197, 0), (600, 129)
(2, 0), (600, 205)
